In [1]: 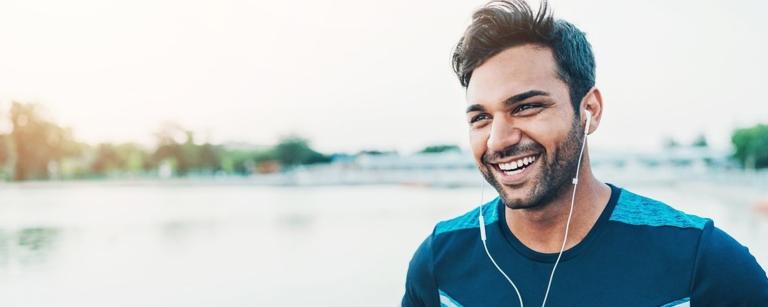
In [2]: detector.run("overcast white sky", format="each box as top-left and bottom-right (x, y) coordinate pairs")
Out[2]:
(0, 0), (766, 154)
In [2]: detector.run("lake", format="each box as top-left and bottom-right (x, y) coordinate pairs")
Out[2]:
(0, 180), (766, 306)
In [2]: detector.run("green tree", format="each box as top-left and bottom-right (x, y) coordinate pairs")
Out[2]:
(90, 142), (151, 176)
(197, 143), (221, 173)
(357, 149), (396, 156)
(218, 148), (264, 175)
(117, 143), (152, 173)
(91, 143), (121, 174)
(692, 134), (708, 148)
(151, 123), (223, 176)
(419, 144), (461, 154)
(731, 124), (768, 169)
(274, 136), (329, 167)
(151, 123), (186, 176)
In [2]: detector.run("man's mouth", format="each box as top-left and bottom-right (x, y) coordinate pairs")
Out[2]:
(490, 153), (540, 182)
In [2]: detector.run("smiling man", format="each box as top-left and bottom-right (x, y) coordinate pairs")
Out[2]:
(401, 1), (768, 306)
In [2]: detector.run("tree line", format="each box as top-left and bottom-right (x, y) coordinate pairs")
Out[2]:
(732, 124), (768, 170)
(0, 102), (329, 181)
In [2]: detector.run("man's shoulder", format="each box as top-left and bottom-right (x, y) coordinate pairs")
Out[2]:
(691, 209), (768, 302)
(403, 198), (502, 307)
(609, 187), (710, 230)
(433, 197), (499, 237)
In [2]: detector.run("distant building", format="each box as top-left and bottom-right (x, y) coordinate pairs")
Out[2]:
(274, 146), (738, 187)
(356, 151), (475, 170)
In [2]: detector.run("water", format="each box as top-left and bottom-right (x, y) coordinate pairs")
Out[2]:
(0, 181), (765, 306)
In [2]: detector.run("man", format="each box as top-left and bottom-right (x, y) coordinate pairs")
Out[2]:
(402, 1), (768, 306)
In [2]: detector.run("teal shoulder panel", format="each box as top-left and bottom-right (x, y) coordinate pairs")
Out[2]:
(435, 197), (499, 236)
(660, 296), (690, 307)
(610, 188), (708, 229)
(438, 289), (464, 307)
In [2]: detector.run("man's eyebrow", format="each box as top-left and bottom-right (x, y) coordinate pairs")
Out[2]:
(465, 104), (485, 113)
(504, 90), (550, 106)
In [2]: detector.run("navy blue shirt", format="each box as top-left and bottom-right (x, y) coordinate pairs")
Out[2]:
(402, 184), (768, 306)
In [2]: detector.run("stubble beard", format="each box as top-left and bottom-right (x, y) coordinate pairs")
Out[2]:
(480, 117), (584, 210)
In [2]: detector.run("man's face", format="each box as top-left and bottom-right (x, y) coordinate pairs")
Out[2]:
(466, 44), (583, 210)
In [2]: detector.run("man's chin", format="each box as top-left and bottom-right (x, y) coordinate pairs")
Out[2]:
(494, 181), (540, 210)
(498, 191), (540, 210)
(482, 168), (541, 209)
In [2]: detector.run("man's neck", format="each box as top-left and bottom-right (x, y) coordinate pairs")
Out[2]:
(504, 166), (612, 254)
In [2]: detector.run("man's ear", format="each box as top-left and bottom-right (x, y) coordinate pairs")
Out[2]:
(581, 87), (603, 135)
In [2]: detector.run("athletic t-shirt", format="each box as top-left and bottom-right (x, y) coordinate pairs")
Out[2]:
(402, 184), (768, 306)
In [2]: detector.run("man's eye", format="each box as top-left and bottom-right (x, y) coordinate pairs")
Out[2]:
(470, 114), (490, 124)
(514, 103), (543, 114)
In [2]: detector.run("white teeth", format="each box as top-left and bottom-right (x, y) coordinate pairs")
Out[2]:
(497, 155), (537, 171)
(503, 168), (524, 176)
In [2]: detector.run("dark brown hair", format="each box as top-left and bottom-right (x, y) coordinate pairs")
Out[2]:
(452, 0), (595, 112)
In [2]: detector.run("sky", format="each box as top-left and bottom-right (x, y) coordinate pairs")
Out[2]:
(0, 0), (766, 154)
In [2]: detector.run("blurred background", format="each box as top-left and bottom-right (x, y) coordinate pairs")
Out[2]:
(0, 0), (767, 306)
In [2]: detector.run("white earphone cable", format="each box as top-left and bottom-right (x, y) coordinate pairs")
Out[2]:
(479, 184), (524, 307)
(540, 111), (590, 307)
(478, 110), (591, 307)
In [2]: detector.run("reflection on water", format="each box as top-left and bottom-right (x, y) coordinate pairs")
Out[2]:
(0, 228), (60, 269)
(0, 181), (764, 307)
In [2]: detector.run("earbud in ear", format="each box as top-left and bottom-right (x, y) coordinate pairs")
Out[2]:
(583, 110), (592, 136)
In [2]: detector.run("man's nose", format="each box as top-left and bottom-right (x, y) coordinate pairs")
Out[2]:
(487, 116), (522, 155)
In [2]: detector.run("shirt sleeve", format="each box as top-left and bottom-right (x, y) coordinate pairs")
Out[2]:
(690, 221), (768, 306)
(402, 233), (440, 307)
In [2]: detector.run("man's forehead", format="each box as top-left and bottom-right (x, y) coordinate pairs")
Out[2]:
(465, 45), (561, 106)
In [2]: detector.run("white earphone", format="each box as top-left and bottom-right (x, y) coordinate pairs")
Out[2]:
(583, 109), (592, 137)
(478, 109), (592, 307)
